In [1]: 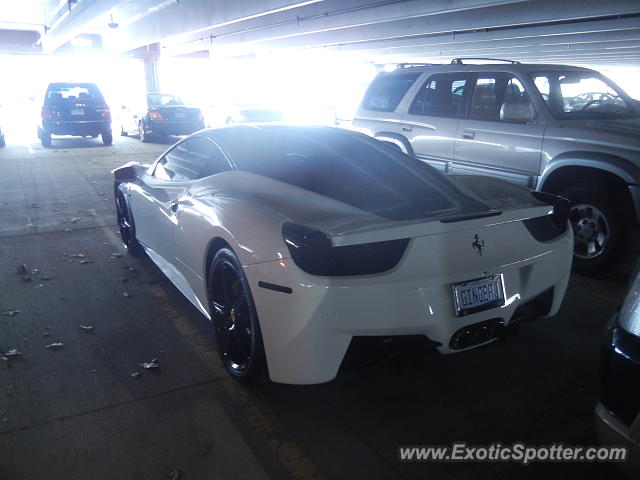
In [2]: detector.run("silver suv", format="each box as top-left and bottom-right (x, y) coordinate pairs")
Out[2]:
(353, 59), (640, 275)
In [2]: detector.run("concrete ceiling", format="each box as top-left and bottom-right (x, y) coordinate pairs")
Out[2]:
(0, 0), (639, 66)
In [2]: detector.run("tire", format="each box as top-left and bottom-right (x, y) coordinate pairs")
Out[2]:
(560, 182), (626, 276)
(102, 130), (113, 145)
(115, 184), (144, 256)
(209, 248), (268, 384)
(41, 131), (51, 148)
(138, 122), (150, 143)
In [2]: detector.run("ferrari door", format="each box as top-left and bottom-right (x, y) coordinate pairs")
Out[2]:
(173, 137), (233, 294)
(131, 140), (193, 262)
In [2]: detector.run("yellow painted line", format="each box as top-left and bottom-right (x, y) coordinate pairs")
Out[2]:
(91, 208), (324, 480)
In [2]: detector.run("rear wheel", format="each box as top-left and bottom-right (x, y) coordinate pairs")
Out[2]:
(40, 131), (51, 147)
(209, 248), (268, 384)
(102, 130), (113, 145)
(560, 182), (626, 276)
(138, 122), (150, 143)
(115, 185), (143, 256)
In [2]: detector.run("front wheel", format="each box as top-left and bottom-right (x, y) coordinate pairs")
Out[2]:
(115, 184), (143, 256)
(560, 182), (626, 276)
(209, 248), (268, 384)
(102, 130), (113, 145)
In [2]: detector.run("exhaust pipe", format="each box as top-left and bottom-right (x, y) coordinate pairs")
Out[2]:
(450, 319), (504, 350)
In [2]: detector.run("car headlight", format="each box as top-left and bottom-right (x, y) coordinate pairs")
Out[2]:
(619, 269), (640, 338)
(282, 223), (409, 276)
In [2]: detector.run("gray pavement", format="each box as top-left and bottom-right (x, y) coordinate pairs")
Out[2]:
(0, 135), (633, 479)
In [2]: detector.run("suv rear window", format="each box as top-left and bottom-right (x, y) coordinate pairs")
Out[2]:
(45, 84), (104, 104)
(361, 73), (420, 112)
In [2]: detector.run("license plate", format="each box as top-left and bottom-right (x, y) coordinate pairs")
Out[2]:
(71, 108), (84, 116)
(453, 275), (505, 316)
(174, 112), (186, 119)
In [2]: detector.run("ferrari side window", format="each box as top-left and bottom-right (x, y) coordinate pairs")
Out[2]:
(153, 137), (229, 182)
(186, 137), (231, 179)
(153, 144), (192, 181)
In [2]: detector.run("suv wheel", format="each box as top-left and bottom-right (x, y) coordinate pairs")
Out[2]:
(101, 130), (113, 145)
(560, 182), (626, 276)
(40, 132), (51, 148)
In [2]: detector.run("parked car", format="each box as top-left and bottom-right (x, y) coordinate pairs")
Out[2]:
(38, 82), (112, 147)
(224, 104), (283, 124)
(113, 125), (573, 385)
(596, 265), (640, 478)
(353, 59), (640, 275)
(120, 93), (205, 142)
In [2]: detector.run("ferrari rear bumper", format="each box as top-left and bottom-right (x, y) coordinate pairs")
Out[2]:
(245, 226), (573, 385)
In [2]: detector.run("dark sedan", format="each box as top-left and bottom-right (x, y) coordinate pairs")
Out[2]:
(120, 93), (205, 143)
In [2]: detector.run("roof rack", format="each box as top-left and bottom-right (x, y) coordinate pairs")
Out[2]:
(450, 58), (520, 65)
(394, 62), (438, 69)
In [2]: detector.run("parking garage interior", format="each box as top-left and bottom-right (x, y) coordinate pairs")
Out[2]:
(1, 1), (640, 479)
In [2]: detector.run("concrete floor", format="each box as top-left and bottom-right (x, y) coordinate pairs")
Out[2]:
(0, 135), (634, 479)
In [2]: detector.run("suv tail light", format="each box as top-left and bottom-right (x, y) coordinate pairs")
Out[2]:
(41, 105), (52, 119)
(149, 111), (164, 121)
(100, 106), (111, 119)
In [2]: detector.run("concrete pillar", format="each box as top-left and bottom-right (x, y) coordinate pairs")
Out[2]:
(144, 57), (159, 92)
(141, 43), (161, 92)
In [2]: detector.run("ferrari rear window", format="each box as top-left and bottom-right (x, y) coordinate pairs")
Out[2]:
(211, 126), (486, 221)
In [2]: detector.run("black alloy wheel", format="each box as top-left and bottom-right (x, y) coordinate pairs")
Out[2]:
(115, 186), (143, 256)
(209, 248), (267, 383)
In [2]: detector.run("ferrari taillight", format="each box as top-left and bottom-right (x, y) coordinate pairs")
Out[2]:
(282, 223), (409, 276)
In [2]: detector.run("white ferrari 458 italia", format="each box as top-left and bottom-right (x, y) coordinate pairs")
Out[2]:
(113, 125), (573, 385)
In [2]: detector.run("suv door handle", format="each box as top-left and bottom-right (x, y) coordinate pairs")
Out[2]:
(461, 131), (475, 140)
(401, 125), (412, 132)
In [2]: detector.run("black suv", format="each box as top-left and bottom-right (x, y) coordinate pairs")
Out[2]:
(38, 82), (112, 147)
